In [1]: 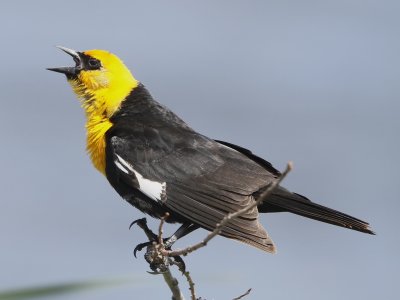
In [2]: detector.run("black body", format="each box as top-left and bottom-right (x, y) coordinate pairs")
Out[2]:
(105, 84), (373, 252)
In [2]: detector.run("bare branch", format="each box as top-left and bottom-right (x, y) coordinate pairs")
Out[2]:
(182, 271), (196, 300)
(162, 267), (185, 300)
(158, 212), (169, 246)
(232, 288), (252, 300)
(159, 213), (196, 299)
(165, 162), (293, 257)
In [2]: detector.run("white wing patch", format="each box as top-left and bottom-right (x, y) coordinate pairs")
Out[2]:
(115, 154), (166, 202)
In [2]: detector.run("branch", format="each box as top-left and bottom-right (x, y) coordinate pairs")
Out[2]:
(159, 213), (196, 300)
(182, 271), (196, 300)
(232, 288), (252, 300)
(162, 268), (185, 300)
(158, 212), (169, 245)
(157, 213), (186, 299)
(165, 162), (293, 257)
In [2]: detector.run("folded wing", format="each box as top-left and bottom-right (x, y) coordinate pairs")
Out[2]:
(106, 125), (277, 252)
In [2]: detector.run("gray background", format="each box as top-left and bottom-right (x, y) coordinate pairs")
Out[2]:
(1, 1), (398, 299)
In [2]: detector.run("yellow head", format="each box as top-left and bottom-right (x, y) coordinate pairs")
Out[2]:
(48, 46), (139, 117)
(48, 46), (139, 174)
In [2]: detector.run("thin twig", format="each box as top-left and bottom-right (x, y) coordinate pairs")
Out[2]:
(162, 267), (185, 300)
(159, 213), (195, 299)
(158, 212), (170, 246)
(232, 288), (252, 300)
(158, 213), (186, 300)
(182, 271), (196, 300)
(164, 162), (293, 257)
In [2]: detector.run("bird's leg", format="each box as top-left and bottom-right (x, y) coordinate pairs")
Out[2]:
(164, 223), (199, 249)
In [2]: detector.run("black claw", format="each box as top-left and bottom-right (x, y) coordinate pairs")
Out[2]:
(133, 241), (153, 258)
(129, 218), (147, 230)
(147, 270), (166, 275)
(172, 255), (186, 274)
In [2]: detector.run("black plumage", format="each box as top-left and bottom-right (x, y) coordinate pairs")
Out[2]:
(105, 83), (373, 253)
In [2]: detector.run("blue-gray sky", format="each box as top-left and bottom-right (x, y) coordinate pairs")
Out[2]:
(0, 1), (399, 299)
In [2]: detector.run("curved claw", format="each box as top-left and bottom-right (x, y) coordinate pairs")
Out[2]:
(129, 218), (147, 230)
(147, 270), (167, 275)
(133, 241), (152, 258)
(172, 255), (186, 274)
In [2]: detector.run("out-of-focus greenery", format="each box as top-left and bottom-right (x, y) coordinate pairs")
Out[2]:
(0, 277), (135, 300)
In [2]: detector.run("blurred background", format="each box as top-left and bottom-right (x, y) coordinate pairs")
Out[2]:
(0, 0), (398, 299)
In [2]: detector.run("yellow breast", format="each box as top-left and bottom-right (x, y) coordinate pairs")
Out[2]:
(86, 115), (113, 175)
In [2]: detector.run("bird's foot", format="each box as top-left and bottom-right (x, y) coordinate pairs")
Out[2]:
(129, 217), (186, 273)
(144, 243), (187, 274)
(133, 237), (177, 257)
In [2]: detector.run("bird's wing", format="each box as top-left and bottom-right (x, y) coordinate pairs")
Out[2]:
(107, 125), (276, 252)
(214, 140), (282, 176)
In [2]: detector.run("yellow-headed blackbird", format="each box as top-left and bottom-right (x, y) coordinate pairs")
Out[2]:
(48, 46), (373, 253)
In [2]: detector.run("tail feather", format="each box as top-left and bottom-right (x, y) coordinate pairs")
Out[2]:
(259, 187), (374, 235)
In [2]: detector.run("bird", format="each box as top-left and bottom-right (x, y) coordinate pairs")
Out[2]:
(48, 46), (374, 254)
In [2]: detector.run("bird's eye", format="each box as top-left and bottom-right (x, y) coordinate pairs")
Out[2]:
(88, 58), (100, 69)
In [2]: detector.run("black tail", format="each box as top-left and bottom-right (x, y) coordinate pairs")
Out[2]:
(259, 187), (374, 235)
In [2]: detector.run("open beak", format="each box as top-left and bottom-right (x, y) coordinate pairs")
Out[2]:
(47, 46), (82, 76)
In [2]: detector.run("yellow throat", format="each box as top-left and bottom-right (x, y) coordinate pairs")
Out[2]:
(67, 49), (138, 174)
